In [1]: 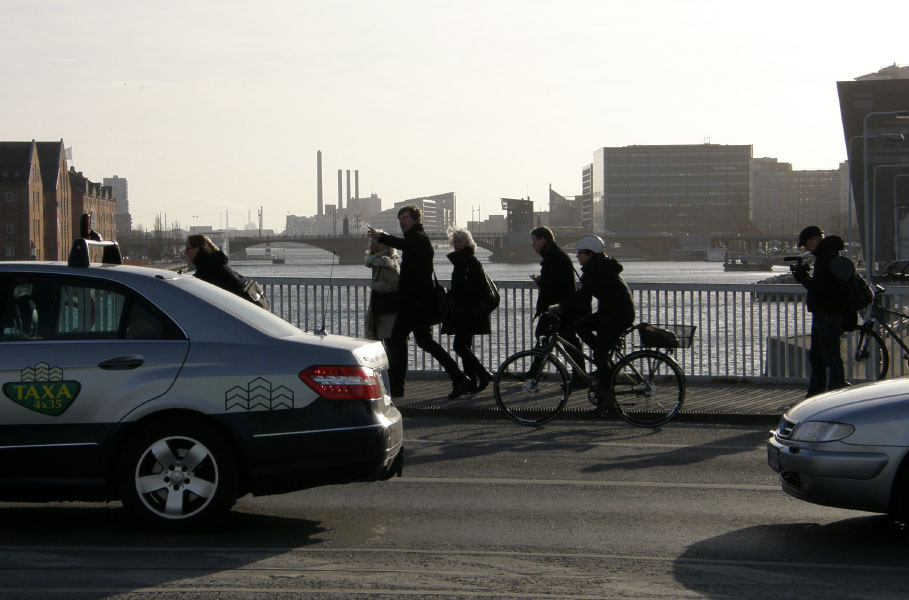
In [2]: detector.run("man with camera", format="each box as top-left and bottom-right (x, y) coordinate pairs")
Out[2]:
(791, 225), (850, 397)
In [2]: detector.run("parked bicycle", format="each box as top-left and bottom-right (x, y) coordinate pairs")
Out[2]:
(492, 314), (695, 427)
(852, 284), (909, 381)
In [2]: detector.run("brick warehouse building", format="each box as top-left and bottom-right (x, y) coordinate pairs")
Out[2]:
(0, 140), (116, 261)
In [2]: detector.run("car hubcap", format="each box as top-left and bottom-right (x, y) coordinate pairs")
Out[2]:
(134, 436), (218, 520)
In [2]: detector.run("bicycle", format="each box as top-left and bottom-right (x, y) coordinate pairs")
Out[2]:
(852, 284), (909, 381)
(492, 315), (695, 427)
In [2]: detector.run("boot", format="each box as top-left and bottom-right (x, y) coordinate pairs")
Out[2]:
(471, 370), (493, 394)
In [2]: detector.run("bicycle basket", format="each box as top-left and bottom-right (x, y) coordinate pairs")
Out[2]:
(638, 323), (696, 349)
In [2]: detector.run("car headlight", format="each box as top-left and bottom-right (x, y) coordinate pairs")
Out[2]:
(791, 421), (855, 442)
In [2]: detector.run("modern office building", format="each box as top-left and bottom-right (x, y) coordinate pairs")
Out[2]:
(589, 144), (753, 235)
(751, 158), (850, 239)
(103, 175), (130, 234)
(838, 71), (909, 265)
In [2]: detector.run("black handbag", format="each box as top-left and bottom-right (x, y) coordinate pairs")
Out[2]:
(430, 270), (453, 325)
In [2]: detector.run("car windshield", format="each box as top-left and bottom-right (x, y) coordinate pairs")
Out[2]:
(175, 277), (304, 338)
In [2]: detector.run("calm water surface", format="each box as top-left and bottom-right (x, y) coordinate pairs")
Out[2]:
(232, 246), (788, 285)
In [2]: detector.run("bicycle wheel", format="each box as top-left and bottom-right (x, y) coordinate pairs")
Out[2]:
(608, 350), (685, 427)
(849, 327), (889, 382)
(494, 350), (570, 425)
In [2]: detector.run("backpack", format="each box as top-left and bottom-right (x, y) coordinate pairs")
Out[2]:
(841, 272), (874, 331)
(830, 256), (873, 331)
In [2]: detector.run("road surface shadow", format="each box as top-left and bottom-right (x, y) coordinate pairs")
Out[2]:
(0, 502), (328, 599)
(675, 516), (909, 599)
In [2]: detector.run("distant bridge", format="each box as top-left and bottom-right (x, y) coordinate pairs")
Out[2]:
(117, 231), (793, 265)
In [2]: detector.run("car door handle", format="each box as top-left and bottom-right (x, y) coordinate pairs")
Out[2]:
(98, 355), (144, 370)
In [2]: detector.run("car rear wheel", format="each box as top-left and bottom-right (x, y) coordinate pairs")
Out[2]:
(117, 419), (238, 530)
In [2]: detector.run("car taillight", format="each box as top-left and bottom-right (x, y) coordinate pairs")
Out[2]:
(299, 366), (382, 400)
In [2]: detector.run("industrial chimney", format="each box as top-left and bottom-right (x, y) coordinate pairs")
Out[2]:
(317, 150), (323, 216)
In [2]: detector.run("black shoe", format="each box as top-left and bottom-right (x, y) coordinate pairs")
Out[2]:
(471, 370), (493, 394)
(390, 388), (404, 399)
(448, 375), (471, 400)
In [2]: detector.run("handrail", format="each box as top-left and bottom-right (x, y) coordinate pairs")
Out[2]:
(253, 276), (909, 384)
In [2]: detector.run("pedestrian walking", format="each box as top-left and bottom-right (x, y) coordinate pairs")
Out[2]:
(184, 234), (268, 309)
(364, 240), (400, 349)
(441, 229), (494, 394)
(367, 206), (471, 399)
(529, 226), (588, 387)
(792, 225), (850, 397)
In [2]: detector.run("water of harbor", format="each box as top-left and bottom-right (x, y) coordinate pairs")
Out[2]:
(231, 245), (789, 284)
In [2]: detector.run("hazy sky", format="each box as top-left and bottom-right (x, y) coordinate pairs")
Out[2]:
(3, 0), (905, 233)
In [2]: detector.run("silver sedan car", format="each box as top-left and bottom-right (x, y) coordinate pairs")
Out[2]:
(0, 238), (403, 530)
(767, 378), (909, 520)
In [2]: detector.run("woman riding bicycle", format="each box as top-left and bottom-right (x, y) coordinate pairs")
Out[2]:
(549, 235), (635, 382)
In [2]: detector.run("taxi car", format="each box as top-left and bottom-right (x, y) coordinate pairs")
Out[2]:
(767, 378), (909, 521)
(0, 232), (403, 529)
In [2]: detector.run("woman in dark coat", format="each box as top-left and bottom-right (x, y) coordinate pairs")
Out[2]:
(185, 234), (249, 298)
(442, 229), (494, 394)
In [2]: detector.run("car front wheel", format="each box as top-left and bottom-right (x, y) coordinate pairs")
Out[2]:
(117, 419), (238, 530)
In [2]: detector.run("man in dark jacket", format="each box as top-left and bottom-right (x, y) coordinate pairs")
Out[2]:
(368, 206), (470, 399)
(530, 226), (588, 385)
(793, 225), (850, 397)
(556, 235), (635, 379)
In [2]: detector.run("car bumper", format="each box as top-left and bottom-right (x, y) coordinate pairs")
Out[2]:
(767, 435), (894, 512)
(217, 399), (404, 496)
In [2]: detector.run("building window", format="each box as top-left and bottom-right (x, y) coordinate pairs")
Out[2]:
(5, 241), (14, 257)
(4, 192), (11, 202)
(6, 223), (12, 234)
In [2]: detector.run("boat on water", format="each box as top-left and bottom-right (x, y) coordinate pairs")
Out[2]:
(724, 253), (774, 272)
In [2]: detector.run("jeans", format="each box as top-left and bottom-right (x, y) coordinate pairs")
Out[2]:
(807, 312), (846, 398)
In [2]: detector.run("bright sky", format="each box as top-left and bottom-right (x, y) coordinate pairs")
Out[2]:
(3, 0), (905, 233)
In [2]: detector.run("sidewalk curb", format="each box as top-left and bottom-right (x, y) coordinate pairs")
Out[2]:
(397, 405), (782, 426)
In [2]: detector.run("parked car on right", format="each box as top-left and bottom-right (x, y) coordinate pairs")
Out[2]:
(767, 378), (909, 521)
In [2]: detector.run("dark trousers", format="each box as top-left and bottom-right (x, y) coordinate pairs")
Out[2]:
(387, 310), (462, 392)
(534, 318), (585, 376)
(574, 314), (629, 374)
(453, 332), (490, 382)
(807, 312), (846, 398)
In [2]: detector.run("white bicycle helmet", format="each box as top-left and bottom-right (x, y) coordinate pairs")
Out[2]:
(575, 235), (606, 254)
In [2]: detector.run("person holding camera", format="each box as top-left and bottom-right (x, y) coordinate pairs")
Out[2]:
(792, 225), (850, 397)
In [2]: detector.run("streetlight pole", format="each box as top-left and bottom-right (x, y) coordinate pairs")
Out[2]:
(872, 164), (909, 266)
(893, 174), (909, 260)
(862, 111), (909, 280)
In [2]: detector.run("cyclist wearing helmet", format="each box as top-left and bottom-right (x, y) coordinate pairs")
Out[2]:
(555, 235), (635, 379)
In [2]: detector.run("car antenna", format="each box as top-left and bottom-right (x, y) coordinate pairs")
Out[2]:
(314, 251), (336, 336)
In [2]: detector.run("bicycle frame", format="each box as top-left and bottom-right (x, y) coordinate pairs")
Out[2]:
(534, 324), (651, 389)
(861, 302), (909, 360)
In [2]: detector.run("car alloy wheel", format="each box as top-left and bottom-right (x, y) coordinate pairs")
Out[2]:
(118, 420), (238, 529)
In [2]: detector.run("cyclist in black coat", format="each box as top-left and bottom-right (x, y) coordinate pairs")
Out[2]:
(530, 226), (588, 385)
(556, 235), (635, 378)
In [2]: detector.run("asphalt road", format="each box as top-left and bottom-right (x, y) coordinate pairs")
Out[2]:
(2, 416), (908, 599)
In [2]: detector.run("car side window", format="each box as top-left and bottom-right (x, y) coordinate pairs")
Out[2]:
(0, 275), (184, 342)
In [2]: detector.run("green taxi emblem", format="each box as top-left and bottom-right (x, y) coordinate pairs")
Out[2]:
(3, 362), (80, 417)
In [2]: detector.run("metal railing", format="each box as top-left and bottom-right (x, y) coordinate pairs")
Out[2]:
(256, 276), (909, 383)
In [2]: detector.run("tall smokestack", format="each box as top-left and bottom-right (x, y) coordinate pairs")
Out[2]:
(346, 170), (351, 210)
(355, 170), (359, 201)
(337, 170), (342, 211)
(317, 151), (323, 216)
